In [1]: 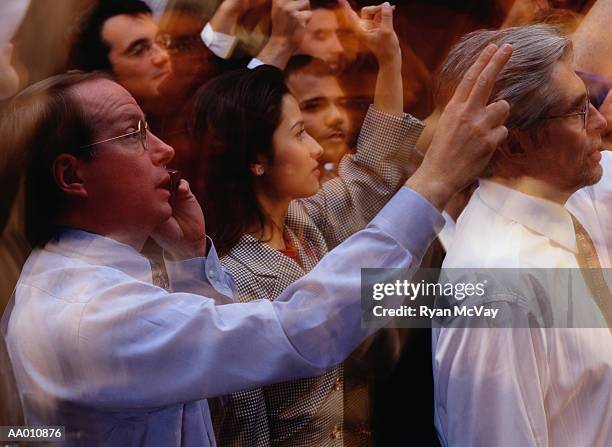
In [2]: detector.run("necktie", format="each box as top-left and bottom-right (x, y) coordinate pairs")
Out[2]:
(150, 259), (170, 291)
(570, 214), (612, 328)
(142, 238), (170, 291)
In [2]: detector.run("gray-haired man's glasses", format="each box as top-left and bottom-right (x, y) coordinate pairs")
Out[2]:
(79, 120), (148, 151)
(539, 91), (590, 130)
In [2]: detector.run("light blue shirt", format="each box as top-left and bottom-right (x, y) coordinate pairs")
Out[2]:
(4, 187), (442, 446)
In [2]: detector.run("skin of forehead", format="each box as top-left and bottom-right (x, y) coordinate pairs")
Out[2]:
(278, 94), (303, 132)
(102, 13), (158, 53)
(289, 72), (345, 103)
(69, 78), (142, 132)
(549, 60), (588, 110)
(307, 9), (339, 33)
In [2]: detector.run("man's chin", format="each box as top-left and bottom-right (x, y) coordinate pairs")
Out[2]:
(582, 164), (604, 187)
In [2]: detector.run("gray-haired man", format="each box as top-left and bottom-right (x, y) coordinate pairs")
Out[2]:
(433, 24), (611, 447)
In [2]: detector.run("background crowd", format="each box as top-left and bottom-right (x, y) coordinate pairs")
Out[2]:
(0, 1), (611, 446)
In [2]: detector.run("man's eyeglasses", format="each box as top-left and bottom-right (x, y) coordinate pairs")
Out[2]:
(79, 120), (148, 152)
(539, 90), (590, 130)
(125, 34), (172, 59)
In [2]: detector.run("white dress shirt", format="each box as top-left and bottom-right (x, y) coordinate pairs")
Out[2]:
(3, 186), (443, 446)
(434, 178), (612, 447)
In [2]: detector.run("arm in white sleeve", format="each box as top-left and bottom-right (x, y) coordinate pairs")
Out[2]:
(433, 322), (550, 447)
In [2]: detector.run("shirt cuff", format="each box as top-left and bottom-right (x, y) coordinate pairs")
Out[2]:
(201, 22), (238, 59)
(165, 237), (236, 302)
(438, 211), (456, 251)
(247, 58), (265, 69)
(371, 186), (445, 262)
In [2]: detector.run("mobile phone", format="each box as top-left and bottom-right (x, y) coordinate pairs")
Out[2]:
(168, 169), (181, 206)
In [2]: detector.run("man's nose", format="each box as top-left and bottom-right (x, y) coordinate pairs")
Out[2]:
(328, 33), (344, 57)
(148, 131), (175, 165)
(151, 45), (170, 67)
(325, 103), (348, 127)
(589, 103), (608, 134)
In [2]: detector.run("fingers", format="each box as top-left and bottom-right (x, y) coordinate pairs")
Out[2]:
(483, 99), (510, 127)
(291, 0), (310, 10)
(176, 179), (190, 196)
(295, 10), (312, 25)
(451, 44), (498, 104)
(488, 125), (509, 149)
(378, 2), (394, 28)
(275, 0), (310, 15)
(361, 3), (395, 27)
(338, 0), (361, 28)
(361, 5), (382, 19)
(467, 44), (512, 107)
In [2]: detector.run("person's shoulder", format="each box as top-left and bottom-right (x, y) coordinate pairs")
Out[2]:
(444, 201), (524, 269)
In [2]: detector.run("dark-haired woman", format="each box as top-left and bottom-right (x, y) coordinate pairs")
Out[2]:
(194, 4), (423, 446)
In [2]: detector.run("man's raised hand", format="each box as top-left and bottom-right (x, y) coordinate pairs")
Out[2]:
(405, 44), (513, 210)
(338, 0), (399, 63)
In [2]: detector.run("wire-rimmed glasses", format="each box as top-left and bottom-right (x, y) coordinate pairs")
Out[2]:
(79, 120), (148, 152)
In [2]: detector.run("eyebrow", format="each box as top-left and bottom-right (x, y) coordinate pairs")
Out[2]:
(111, 111), (145, 129)
(567, 91), (588, 110)
(300, 97), (325, 106)
(291, 120), (304, 131)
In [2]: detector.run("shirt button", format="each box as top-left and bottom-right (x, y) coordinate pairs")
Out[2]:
(208, 270), (216, 279)
(333, 377), (341, 391)
(330, 425), (341, 439)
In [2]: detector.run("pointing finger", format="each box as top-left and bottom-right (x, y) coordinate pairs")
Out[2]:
(451, 43), (497, 104)
(467, 44), (513, 108)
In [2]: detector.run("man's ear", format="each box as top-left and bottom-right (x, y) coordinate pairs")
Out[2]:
(250, 162), (265, 176)
(52, 154), (88, 198)
(496, 129), (534, 160)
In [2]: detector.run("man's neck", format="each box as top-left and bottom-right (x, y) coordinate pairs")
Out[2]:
(57, 216), (150, 252)
(488, 175), (574, 205)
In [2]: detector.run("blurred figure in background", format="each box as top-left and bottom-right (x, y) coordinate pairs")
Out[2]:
(295, 0), (353, 71)
(154, 2), (221, 198)
(0, 0), (29, 99)
(285, 55), (352, 183)
(69, 0), (172, 110)
(203, 0), (312, 69)
(0, 0), (30, 431)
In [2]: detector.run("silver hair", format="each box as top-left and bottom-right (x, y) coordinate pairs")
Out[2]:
(435, 24), (573, 129)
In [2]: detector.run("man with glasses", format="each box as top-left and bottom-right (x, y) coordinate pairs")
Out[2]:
(2, 41), (514, 445)
(431, 25), (611, 447)
(69, 0), (172, 107)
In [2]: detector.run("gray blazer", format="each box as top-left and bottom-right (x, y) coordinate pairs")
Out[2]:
(211, 106), (424, 447)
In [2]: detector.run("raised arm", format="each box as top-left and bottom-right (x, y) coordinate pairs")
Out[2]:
(256, 0), (311, 69)
(49, 45), (512, 408)
(339, 0), (403, 115)
(209, 0), (250, 36)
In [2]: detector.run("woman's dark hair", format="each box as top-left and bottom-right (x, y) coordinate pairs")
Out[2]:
(0, 71), (106, 247)
(68, 0), (152, 71)
(191, 65), (289, 255)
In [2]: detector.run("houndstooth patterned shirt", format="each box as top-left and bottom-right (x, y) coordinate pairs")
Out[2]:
(210, 105), (424, 447)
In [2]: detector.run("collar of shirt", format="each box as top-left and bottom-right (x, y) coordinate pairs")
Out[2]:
(478, 179), (577, 254)
(47, 228), (152, 282)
